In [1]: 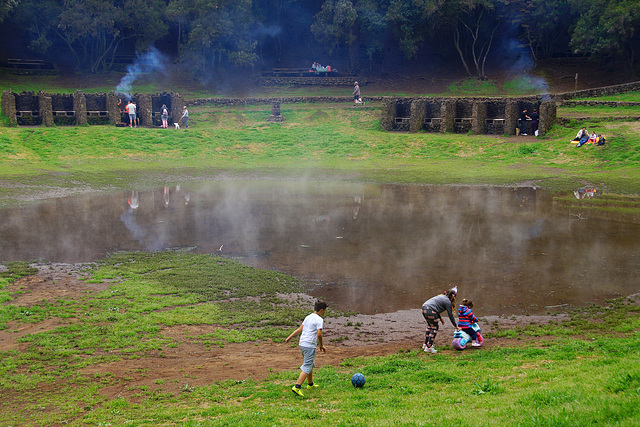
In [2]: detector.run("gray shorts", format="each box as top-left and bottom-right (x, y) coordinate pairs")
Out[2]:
(299, 345), (316, 374)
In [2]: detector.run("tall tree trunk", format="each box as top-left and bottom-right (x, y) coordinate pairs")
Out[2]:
(453, 27), (472, 77)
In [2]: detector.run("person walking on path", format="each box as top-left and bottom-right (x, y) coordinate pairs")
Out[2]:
(180, 106), (189, 128)
(286, 301), (327, 397)
(353, 81), (363, 106)
(421, 287), (460, 353)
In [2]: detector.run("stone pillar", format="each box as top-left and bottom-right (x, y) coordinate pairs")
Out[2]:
(138, 93), (152, 127)
(73, 90), (87, 125)
(107, 91), (119, 125)
(38, 91), (54, 127)
(538, 100), (557, 136)
(409, 99), (426, 133)
(267, 100), (284, 122)
(380, 98), (395, 131)
(441, 99), (456, 133)
(1, 90), (17, 126)
(504, 100), (519, 136)
(472, 101), (487, 135)
(171, 93), (184, 123)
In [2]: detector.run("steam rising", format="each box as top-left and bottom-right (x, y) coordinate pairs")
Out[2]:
(1, 182), (636, 317)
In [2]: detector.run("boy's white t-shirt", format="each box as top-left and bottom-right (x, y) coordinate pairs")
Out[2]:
(299, 312), (323, 348)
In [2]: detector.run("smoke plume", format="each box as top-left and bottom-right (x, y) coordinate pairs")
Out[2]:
(116, 47), (167, 99)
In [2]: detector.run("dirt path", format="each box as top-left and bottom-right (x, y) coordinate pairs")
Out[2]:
(1, 266), (566, 400)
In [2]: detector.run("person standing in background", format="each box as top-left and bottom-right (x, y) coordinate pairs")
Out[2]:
(181, 106), (189, 128)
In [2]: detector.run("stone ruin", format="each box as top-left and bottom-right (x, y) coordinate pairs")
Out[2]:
(266, 100), (284, 122)
(380, 96), (556, 136)
(1, 90), (558, 135)
(1, 90), (185, 127)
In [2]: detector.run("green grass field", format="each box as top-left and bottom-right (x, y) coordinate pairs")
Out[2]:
(1, 100), (640, 201)
(1, 253), (639, 426)
(1, 75), (640, 425)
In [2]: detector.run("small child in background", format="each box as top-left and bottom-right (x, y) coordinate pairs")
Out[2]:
(458, 299), (481, 347)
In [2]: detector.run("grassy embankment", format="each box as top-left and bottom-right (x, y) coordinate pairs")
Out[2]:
(1, 87), (640, 201)
(1, 76), (640, 425)
(1, 253), (639, 426)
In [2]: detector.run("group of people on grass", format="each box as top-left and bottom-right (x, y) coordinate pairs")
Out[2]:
(572, 126), (606, 147)
(310, 62), (332, 73)
(117, 98), (189, 128)
(287, 286), (480, 396)
(519, 108), (606, 147)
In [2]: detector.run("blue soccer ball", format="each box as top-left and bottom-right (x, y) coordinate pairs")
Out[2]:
(351, 372), (365, 388)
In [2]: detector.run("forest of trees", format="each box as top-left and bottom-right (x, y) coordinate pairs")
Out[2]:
(1, 0), (639, 78)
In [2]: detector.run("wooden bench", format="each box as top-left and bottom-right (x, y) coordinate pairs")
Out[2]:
(5, 59), (54, 70)
(264, 67), (340, 77)
(268, 67), (314, 77)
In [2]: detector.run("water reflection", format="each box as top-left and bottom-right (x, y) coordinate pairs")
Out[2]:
(1, 181), (638, 316)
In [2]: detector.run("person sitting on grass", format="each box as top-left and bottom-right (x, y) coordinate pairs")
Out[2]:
(574, 127), (590, 147)
(286, 300), (327, 397)
(596, 134), (606, 146)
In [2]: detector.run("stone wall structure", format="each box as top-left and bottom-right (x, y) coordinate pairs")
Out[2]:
(107, 92), (119, 125)
(1, 90), (17, 126)
(441, 100), (456, 133)
(38, 92), (54, 126)
(409, 99), (426, 133)
(539, 100), (556, 134)
(472, 102), (487, 135)
(380, 98), (395, 131)
(504, 101), (519, 136)
(256, 76), (361, 86)
(555, 81), (640, 100)
(2, 90), (186, 127)
(73, 90), (87, 125)
(380, 95), (555, 135)
(138, 93), (152, 126)
(5, 79), (640, 131)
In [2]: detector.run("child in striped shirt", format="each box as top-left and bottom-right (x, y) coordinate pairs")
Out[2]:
(458, 299), (481, 347)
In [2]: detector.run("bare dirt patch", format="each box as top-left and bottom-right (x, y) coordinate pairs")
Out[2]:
(2, 267), (567, 401)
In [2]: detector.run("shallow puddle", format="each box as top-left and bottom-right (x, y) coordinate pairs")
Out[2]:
(1, 181), (639, 316)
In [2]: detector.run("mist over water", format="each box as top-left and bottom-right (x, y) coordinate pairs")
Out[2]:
(1, 181), (638, 316)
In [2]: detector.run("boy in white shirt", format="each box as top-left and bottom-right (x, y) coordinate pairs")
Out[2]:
(286, 301), (327, 397)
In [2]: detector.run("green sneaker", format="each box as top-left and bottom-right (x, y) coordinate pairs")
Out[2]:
(291, 386), (304, 397)
(306, 384), (319, 389)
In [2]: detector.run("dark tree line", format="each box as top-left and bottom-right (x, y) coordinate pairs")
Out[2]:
(2, 0), (639, 76)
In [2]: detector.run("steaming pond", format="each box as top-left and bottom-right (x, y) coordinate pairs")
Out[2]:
(1, 181), (639, 316)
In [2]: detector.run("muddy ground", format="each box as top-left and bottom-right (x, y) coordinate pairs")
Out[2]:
(1, 264), (568, 402)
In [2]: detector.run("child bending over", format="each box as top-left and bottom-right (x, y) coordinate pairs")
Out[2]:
(458, 299), (481, 347)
